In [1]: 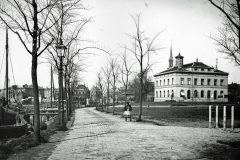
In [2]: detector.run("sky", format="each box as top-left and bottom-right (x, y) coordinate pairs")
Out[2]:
(0, 0), (239, 89)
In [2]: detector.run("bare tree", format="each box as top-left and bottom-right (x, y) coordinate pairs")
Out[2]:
(45, 0), (110, 119)
(102, 65), (111, 113)
(96, 70), (105, 112)
(0, 0), (64, 142)
(109, 58), (120, 115)
(208, 0), (240, 65)
(39, 0), (86, 129)
(119, 46), (134, 106)
(125, 14), (164, 121)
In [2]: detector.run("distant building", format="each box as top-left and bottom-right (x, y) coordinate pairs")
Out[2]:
(154, 43), (229, 102)
(228, 83), (240, 103)
(0, 84), (45, 102)
(44, 87), (58, 102)
(73, 84), (89, 105)
(90, 86), (101, 104)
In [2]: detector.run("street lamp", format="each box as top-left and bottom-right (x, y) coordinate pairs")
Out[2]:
(56, 39), (67, 131)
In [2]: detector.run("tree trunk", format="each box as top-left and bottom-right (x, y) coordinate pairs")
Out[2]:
(32, 0), (40, 142)
(68, 80), (71, 115)
(32, 55), (40, 142)
(138, 66), (143, 121)
(106, 85), (109, 112)
(112, 87), (115, 115)
(101, 94), (104, 112)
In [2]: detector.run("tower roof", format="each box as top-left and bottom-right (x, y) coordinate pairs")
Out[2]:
(170, 41), (173, 59)
(175, 52), (183, 59)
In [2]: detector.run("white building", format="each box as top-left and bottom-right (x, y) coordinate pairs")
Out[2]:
(154, 44), (228, 102)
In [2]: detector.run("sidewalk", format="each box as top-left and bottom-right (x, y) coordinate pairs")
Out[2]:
(47, 107), (240, 160)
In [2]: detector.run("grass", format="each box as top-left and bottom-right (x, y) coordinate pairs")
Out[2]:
(102, 105), (240, 128)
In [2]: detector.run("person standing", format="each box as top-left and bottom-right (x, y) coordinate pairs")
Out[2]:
(123, 102), (132, 121)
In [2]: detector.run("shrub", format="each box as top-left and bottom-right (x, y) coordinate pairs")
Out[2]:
(0, 117), (59, 160)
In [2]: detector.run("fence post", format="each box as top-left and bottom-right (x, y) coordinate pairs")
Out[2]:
(216, 105), (218, 128)
(223, 106), (226, 130)
(209, 105), (212, 128)
(231, 106), (234, 132)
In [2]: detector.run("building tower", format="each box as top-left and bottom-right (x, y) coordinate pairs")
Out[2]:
(168, 41), (173, 69)
(175, 52), (184, 68)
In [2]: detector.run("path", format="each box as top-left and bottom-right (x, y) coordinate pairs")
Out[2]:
(47, 107), (240, 160)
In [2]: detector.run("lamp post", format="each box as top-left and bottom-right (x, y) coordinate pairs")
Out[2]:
(68, 77), (72, 115)
(64, 65), (69, 120)
(56, 39), (67, 131)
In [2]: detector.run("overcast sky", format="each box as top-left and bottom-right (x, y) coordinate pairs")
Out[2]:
(0, 0), (239, 89)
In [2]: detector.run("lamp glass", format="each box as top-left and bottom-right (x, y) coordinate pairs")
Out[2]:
(56, 44), (66, 57)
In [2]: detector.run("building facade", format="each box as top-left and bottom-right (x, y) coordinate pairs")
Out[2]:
(154, 45), (228, 102)
(73, 84), (89, 105)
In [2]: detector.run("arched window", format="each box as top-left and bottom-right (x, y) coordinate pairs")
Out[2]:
(207, 90), (211, 99)
(167, 90), (169, 97)
(214, 90), (217, 99)
(156, 80), (158, 86)
(187, 90), (191, 99)
(201, 90), (204, 98)
(156, 91), (158, 98)
(194, 90), (198, 98)
(171, 90), (174, 98)
(220, 91), (224, 96)
(164, 90), (165, 97)
(160, 91), (162, 97)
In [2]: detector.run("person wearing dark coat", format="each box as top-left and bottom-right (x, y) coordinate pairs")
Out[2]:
(123, 102), (132, 121)
(25, 123), (34, 135)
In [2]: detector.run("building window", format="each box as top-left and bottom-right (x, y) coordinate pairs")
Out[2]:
(171, 90), (174, 98)
(172, 78), (174, 85)
(220, 91), (224, 97)
(208, 69), (211, 71)
(160, 80), (161, 86)
(156, 91), (158, 97)
(201, 69), (204, 71)
(187, 78), (191, 85)
(187, 90), (191, 99)
(201, 79), (204, 85)
(207, 90), (211, 99)
(201, 90), (204, 98)
(194, 90), (198, 98)
(156, 81), (158, 86)
(167, 90), (169, 97)
(214, 90), (217, 99)
(194, 68), (197, 71)
(160, 91), (161, 97)
(214, 79), (217, 86)
(194, 78), (198, 85)
(181, 78), (184, 85)
(164, 79), (165, 86)
(207, 79), (211, 85)
(164, 90), (165, 97)
(168, 79), (169, 85)
(220, 79), (224, 86)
